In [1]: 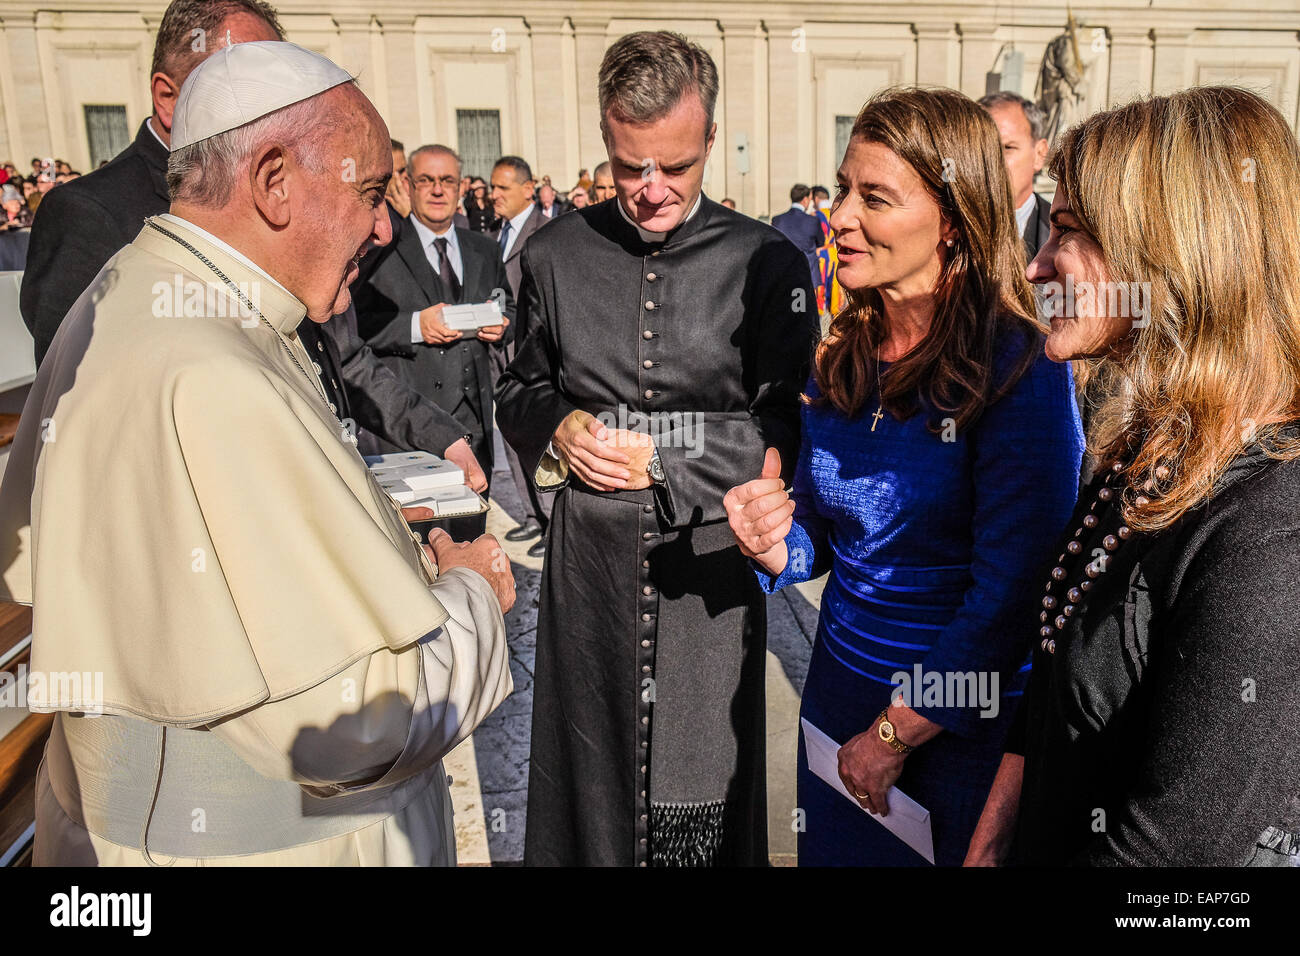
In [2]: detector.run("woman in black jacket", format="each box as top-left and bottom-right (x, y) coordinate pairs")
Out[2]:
(965, 86), (1300, 866)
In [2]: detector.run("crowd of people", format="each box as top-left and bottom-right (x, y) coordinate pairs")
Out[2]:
(1, 0), (1297, 870)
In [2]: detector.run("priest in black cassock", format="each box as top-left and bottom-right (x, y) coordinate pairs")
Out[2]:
(496, 31), (817, 866)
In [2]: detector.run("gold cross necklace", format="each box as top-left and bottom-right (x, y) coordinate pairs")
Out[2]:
(871, 347), (886, 432)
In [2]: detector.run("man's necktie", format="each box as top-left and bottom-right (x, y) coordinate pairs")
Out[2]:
(434, 236), (462, 300)
(498, 219), (511, 256)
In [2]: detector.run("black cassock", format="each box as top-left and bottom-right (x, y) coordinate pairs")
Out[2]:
(496, 196), (817, 866)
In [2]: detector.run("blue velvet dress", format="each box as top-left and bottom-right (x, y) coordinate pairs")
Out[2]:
(758, 333), (1084, 866)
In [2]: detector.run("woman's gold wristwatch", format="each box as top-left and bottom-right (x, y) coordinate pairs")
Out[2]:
(876, 707), (914, 754)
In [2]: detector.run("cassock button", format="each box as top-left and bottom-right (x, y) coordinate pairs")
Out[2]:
(312, 361), (322, 374)
(644, 389), (654, 400)
(641, 612), (651, 622)
(641, 716), (649, 726)
(641, 639), (651, 647)
(328, 402), (337, 413)
(645, 301), (655, 310)
(642, 329), (653, 340)
(643, 504), (653, 514)
(316, 341), (325, 352)
(642, 559), (650, 568)
(643, 360), (653, 369)
(641, 814), (648, 822)
(646, 272), (657, 281)
(642, 665), (651, 673)
(642, 586), (653, 596)
(640, 765), (646, 774)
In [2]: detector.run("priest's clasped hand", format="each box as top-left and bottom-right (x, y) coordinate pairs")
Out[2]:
(424, 528), (516, 614)
(553, 410), (656, 491)
(724, 447), (795, 577)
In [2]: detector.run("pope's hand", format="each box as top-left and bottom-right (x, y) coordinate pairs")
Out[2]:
(442, 437), (488, 493)
(419, 303), (461, 345)
(724, 447), (794, 576)
(552, 409), (632, 491)
(426, 528), (515, 614)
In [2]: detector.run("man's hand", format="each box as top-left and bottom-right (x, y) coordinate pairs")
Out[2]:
(552, 410), (632, 491)
(426, 528), (515, 614)
(419, 303), (461, 345)
(604, 428), (655, 490)
(442, 437), (488, 492)
(387, 173), (411, 219)
(724, 448), (793, 576)
(476, 314), (509, 343)
(401, 506), (435, 524)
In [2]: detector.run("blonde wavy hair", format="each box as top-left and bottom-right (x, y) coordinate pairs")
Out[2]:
(1054, 86), (1300, 531)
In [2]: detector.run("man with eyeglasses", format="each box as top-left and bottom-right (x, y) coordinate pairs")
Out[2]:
(353, 144), (515, 538)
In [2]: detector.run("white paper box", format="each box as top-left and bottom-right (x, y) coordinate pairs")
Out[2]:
(441, 301), (503, 331)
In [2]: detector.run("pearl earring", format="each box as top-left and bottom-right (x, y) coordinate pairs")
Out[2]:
(945, 238), (954, 247)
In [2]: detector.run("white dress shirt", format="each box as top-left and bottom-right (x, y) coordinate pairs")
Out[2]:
(409, 216), (463, 344)
(1015, 192), (1038, 238)
(499, 202), (536, 262)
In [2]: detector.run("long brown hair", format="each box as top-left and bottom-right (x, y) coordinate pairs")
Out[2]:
(1053, 86), (1300, 531)
(812, 86), (1040, 432)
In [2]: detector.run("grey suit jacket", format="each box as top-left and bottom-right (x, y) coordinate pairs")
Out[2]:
(495, 203), (551, 303)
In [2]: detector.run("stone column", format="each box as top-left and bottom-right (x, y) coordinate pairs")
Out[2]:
(719, 18), (767, 214)
(915, 23), (961, 88)
(529, 16), (580, 187)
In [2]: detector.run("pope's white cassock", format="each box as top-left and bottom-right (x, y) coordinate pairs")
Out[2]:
(0, 44), (512, 865)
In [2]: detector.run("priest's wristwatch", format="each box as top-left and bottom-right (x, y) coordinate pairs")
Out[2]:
(647, 447), (665, 484)
(876, 707), (914, 754)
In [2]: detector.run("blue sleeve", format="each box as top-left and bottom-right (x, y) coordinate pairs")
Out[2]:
(754, 398), (836, 593)
(914, 349), (1084, 738)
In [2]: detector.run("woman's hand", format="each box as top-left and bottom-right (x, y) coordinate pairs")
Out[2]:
(724, 448), (794, 577)
(838, 703), (943, 816)
(963, 753), (1024, 866)
(837, 728), (905, 817)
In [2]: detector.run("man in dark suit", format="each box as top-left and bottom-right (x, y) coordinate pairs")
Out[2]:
(353, 144), (515, 537)
(979, 91), (1052, 260)
(489, 155), (552, 555)
(20, 0), (282, 367)
(20, 1), (487, 495)
(771, 183), (822, 288)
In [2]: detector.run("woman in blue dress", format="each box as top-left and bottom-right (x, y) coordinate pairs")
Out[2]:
(725, 87), (1084, 865)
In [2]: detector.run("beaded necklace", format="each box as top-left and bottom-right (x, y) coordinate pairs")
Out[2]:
(1038, 460), (1137, 654)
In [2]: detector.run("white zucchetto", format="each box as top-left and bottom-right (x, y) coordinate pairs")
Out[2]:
(171, 40), (353, 151)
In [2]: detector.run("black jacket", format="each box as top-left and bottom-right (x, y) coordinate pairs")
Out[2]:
(19, 120), (466, 457)
(1009, 438), (1300, 865)
(353, 217), (515, 472)
(21, 120), (170, 366)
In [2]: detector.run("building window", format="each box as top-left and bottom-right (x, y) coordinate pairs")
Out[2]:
(456, 109), (502, 179)
(84, 105), (131, 168)
(834, 115), (856, 172)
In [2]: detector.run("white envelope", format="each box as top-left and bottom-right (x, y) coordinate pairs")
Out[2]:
(800, 717), (935, 864)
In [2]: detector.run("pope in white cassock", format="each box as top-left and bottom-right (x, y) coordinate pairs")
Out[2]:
(0, 41), (515, 866)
